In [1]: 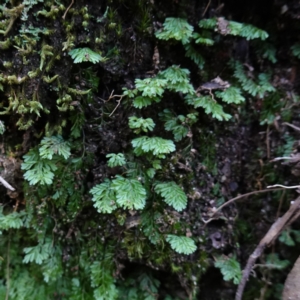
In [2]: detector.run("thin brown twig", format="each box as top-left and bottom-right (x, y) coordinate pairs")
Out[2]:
(202, 0), (211, 17)
(62, 0), (74, 20)
(282, 122), (300, 132)
(203, 188), (285, 223)
(109, 96), (124, 117)
(235, 196), (300, 300)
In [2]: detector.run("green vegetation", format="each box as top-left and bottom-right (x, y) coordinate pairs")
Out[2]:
(0, 1), (299, 299)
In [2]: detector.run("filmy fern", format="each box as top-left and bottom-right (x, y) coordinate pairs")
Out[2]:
(166, 235), (197, 255)
(39, 135), (71, 160)
(214, 256), (242, 285)
(155, 18), (194, 44)
(90, 175), (147, 212)
(106, 153), (126, 167)
(155, 181), (187, 211)
(69, 47), (106, 64)
(128, 116), (155, 134)
(132, 136), (176, 157)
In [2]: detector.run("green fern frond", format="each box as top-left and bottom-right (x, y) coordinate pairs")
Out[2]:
(214, 256), (242, 285)
(39, 135), (71, 160)
(193, 33), (214, 46)
(155, 181), (187, 211)
(198, 18), (217, 29)
(135, 78), (167, 97)
(166, 235), (197, 255)
(184, 44), (205, 69)
(128, 116), (155, 134)
(155, 18), (194, 44)
(133, 96), (161, 108)
(215, 87), (245, 104)
(106, 153), (126, 167)
(23, 239), (52, 265)
(21, 149), (57, 185)
(0, 208), (25, 230)
(185, 95), (231, 121)
(112, 176), (147, 210)
(90, 179), (117, 213)
(132, 136), (176, 156)
(69, 47), (106, 64)
(228, 21), (268, 40)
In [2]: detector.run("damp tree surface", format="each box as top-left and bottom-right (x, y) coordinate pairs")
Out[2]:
(1, 0), (300, 299)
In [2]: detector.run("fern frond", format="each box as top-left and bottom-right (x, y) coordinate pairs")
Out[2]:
(185, 95), (231, 121)
(21, 149), (57, 185)
(69, 47), (106, 64)
(132, 136), (176, 156)
(112, 175), (146, 210)
(90, 179), (117, 213)
(215, 87), (245, 104)
(135, 78), (167, 97)
(214, 256), (242, 284)
(166, 235), (197, 255)
(39, 135), (71, 160)
(184, 43), (205, 69)
(155, 181), (187, 211)
(155, 18), (194, 44)
(107, 153), (126, 167)
(128, 116), (155, 134)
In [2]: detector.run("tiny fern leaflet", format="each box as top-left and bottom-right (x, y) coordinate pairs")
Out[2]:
(106, 153), (126, 167)
(215, 87), (245, 104)
(155, 181), (187, 211)
(22, 149), (57, 185)
(69, 47), (105, 64)
(128, 116), (155, 134)
(39, 135), (71, 160)
(214, 256), (242, 285)
(166, 235), (197, 255)
(112, 176), (146, 210)
(90, 179), (117, 213)
(132, 136), (176, 156)
(155, 18), (194, 44)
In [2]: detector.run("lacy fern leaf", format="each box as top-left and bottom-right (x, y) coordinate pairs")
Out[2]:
(135, 78), (167, 97)
(132, 136), (176, 156)
(69, 47), (105, 64)
(155, 18), (194, 44)
(39, 135), (71, 160)
(90, 179), (117, 213)
(22, 149), (57, 185)
(112, 176), (147, 210)
(0, 208), (25, 230)
(166, 235), (197, 255)
(214, 256), (242, 285)
(106, 153), (126, 167)
(155, 181), (187, 211)
(129, 116), (155, 134)
(185, 95), (231, 121)
(215, 87), (245, 104)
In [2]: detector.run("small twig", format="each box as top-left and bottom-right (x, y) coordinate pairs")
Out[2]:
(62, 0), (74, 20)
(202, 0), (211, 16)
(0, 176), (15, 191)
(267, 184), (300, 189)
(235, 196), (300, 300)
(283, 122), (300, 132)
(109, 96), (124, 117)
(202, 188), (285, 223)
(270, 156), (294, 162)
